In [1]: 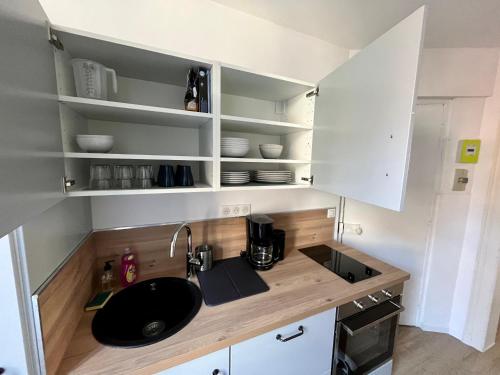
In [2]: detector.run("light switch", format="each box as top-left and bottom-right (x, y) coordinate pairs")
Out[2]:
(452, 169), (469, 191)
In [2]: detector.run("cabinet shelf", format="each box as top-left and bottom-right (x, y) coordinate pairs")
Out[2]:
(221, 65), (315, 101)
(221, 115), (311, 135)
(220, 183), (310, 191)
(63, 152), (213, 161)
(59, 96), (213, 128)
(221, 158), (310, 164)
(65, 183), (213, 197)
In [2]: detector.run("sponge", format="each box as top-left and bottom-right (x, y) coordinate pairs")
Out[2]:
(85, 290), (113, 311)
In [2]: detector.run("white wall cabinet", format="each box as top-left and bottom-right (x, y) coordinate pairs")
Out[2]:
(156, 348), (229, 375)
(312, 7), (425, 211)
(3, 1), (425, 217)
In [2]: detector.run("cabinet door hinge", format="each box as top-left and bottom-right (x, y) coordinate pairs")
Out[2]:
(62, 177), (75, 193)
(301, 175), (314, 185)
(306, 87), (319, 98)
(48, 27), (64, 50)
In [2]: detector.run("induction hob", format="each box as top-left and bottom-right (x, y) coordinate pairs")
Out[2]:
(299, 244), (381, 283)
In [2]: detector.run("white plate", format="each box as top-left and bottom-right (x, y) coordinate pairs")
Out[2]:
(255, 170), (291, 173)
(255, 176), (290, 180)
(255, 171), (292, 175)
(255, 174), (292, 178)
(222, 181), (250, 184)
(221, 137), (249, 142)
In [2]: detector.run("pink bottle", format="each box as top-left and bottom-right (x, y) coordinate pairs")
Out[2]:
(120, 248), (137, 287)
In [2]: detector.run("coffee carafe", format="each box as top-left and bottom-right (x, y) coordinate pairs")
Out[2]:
(245, 214), (285, 270)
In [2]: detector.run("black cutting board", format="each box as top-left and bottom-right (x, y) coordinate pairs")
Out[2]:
(197, 256), (269, 306)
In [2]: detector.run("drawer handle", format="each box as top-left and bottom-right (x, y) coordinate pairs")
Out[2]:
(276, 325), (304, 342)
(212, 370), (221, 375)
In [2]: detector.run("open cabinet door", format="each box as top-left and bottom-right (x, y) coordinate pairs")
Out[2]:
(311, 7), (425, 211)
(0, 0), (65, 236)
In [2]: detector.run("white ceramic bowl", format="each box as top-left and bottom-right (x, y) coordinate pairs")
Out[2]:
(76, 135), (114, 153)
(221, 145), (250, 157)
(259, 144), (283, 159)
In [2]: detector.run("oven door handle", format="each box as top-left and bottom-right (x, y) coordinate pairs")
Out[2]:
(341, 301), (405, 336)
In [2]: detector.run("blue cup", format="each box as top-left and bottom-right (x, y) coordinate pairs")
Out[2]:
(158, 165), (175, 187)
(175, 165), (194, 187)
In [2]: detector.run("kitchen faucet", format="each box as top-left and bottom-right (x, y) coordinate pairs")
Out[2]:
(170, 222), (200, 278)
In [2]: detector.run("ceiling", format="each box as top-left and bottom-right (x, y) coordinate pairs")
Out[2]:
(211, 0), (500, 49)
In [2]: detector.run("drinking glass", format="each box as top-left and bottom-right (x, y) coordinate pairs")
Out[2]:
(135, 165), (153, 179)
(113, 165), (134, 180)
(90, 165), (111, 180)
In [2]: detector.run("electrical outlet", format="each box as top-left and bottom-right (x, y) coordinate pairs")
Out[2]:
(220, 204), (251, 218)
(327, 208), (336, 218)
(344, 223), (363, 235)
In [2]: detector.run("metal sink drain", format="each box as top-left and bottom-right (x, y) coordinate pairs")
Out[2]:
(142, 320), (166, 337)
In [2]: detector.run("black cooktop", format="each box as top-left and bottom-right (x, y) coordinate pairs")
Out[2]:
(299, 244), (381, 283)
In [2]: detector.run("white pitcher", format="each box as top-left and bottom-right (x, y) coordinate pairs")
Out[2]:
(71, 59), (117, 100)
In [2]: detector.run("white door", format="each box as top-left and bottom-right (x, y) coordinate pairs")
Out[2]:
(0, 0), (65, 237)
(340, 102), (447, 325)
(311, 7), (426, 211)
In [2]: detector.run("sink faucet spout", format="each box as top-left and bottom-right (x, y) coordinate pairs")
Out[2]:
(170, 222), (192, 258)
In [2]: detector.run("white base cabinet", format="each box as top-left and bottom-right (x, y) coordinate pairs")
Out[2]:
(231, 308), (336, 375)
(156, 308), (336, 375)
(155, 348), (229, 375)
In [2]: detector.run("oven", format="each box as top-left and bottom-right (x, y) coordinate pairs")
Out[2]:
(333, 285), (404, 375)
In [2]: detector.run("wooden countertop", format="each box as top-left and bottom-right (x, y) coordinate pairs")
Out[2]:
(57, 240), (410, 374)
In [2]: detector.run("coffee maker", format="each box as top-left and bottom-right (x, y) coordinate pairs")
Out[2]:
(245, 214), (285, 270)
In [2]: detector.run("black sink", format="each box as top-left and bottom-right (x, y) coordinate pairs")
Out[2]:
(92, 277), (202, 347)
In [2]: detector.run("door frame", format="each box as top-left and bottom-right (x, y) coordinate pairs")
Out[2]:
(413, 99), (451, 329)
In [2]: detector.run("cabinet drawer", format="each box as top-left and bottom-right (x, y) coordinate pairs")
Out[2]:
(155, 348), (229, 375)
(231, 308), (336, 375)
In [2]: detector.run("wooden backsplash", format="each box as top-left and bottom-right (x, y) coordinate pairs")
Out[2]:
(36, 235), (96, 375)
(36, 208), (333, 375)
(93, 209), (335, 278)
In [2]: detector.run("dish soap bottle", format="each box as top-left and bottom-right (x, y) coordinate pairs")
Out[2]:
(101, 260), (114, 291)
(120, 248), (137, 287)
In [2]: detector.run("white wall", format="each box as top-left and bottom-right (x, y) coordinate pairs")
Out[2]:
(21, 197), (92, 293)
(419, 98), (486, 331)
(91, 189), (337, 229)
(419, 48), (499, 97)
(456, 58), (500, 350)
(0, 235), (30, 375)
(38, 0), (348, 84)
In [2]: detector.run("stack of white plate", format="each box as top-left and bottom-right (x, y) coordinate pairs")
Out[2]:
(221, 137), (249, 157)
(254, 170), (292, 184)
(221, 171), (251, 185)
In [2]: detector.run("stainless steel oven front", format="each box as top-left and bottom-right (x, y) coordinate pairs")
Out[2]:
(333, 284), (404, 375)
